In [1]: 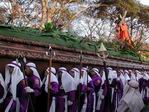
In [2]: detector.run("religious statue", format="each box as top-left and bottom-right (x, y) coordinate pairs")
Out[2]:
(115, 11), (134, 49)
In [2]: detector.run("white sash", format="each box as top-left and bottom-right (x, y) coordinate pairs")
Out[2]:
(141, 89), (145, 98)
(64, 96), (68, 112)
(115, 91), (118, 112)
(147, 87), (149, 98)
(81, 94), (87, 112)
(5, 98), (20, 112)
(111, 88), (114, 102)
(5, 99), (13, 112)
(5, 97), (20, 112)
(49, 97), (56, 112)
(16, 98), (20, 112)
(93, 93), (96, 112)
(96, 89), (104, 110)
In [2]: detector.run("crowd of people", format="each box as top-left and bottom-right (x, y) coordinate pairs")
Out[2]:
(0, 60), (148, 112)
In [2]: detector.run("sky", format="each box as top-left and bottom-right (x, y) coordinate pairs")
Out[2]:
(138, 0), (149, 5)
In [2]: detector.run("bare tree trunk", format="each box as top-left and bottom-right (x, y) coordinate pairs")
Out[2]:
(130, 17), (133, 37)
(40, 0), (48, 30)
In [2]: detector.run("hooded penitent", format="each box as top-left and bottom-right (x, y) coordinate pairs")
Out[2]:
(5, 61), (24, 112)
(44, 67), (59, 112)
(26, 62), (42, 87)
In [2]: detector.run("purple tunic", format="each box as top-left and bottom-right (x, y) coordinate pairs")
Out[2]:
(48, 82), (59, 111)
(99, 80), (108, 112)
(68, 90), (77, 112)
(56, 80), (77, 112)
(77, 83), (86, 112)
(27, 75), (41, 112)
(4, 80), (28, 112)
(91, 74), (102, 93)
(91, 74), (102, 112)
(27, 75), (41, 96)
(79, 80), (95, 112)
(86, 81), (95, 112)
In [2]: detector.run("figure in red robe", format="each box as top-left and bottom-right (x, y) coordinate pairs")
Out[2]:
(115, 11), (133, 47)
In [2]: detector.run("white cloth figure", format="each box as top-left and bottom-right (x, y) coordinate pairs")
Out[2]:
(0, 73), (6, 103)
(70, 68), (81, 89)
(26, 62), (42, 87)
(117, 80), (144, 112)
(5, 61), (24, 112)
(44, 67), (58, 112)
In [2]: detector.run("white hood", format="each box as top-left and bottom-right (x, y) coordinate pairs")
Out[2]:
(58, 67), (76, 92)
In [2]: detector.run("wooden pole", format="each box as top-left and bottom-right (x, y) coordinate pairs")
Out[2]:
(46, 45), (55, 112)
(78, 50), (83, 112)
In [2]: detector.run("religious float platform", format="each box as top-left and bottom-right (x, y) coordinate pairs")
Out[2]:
(0, 25), (149, 73)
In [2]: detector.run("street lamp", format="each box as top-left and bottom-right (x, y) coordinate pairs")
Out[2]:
(97, 42), (111, 112)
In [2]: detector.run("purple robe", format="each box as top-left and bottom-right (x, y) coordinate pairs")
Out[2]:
(99, 80), (108, 112)
(56, 80), (77, 112)
(111, 78), (123, 112)
(27, 75), (41, 96)
(78, 80), (95, 112)
(77, 83), (86, 112)
(91, 74), (102, 112)
(4, 80), (28, 112)
(27, 75), (41, 112)
(48, 82), (59, 111)
(91, 74), (102, 93)
(86, 81), (95, 112)
(68, 90), (77, 112)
